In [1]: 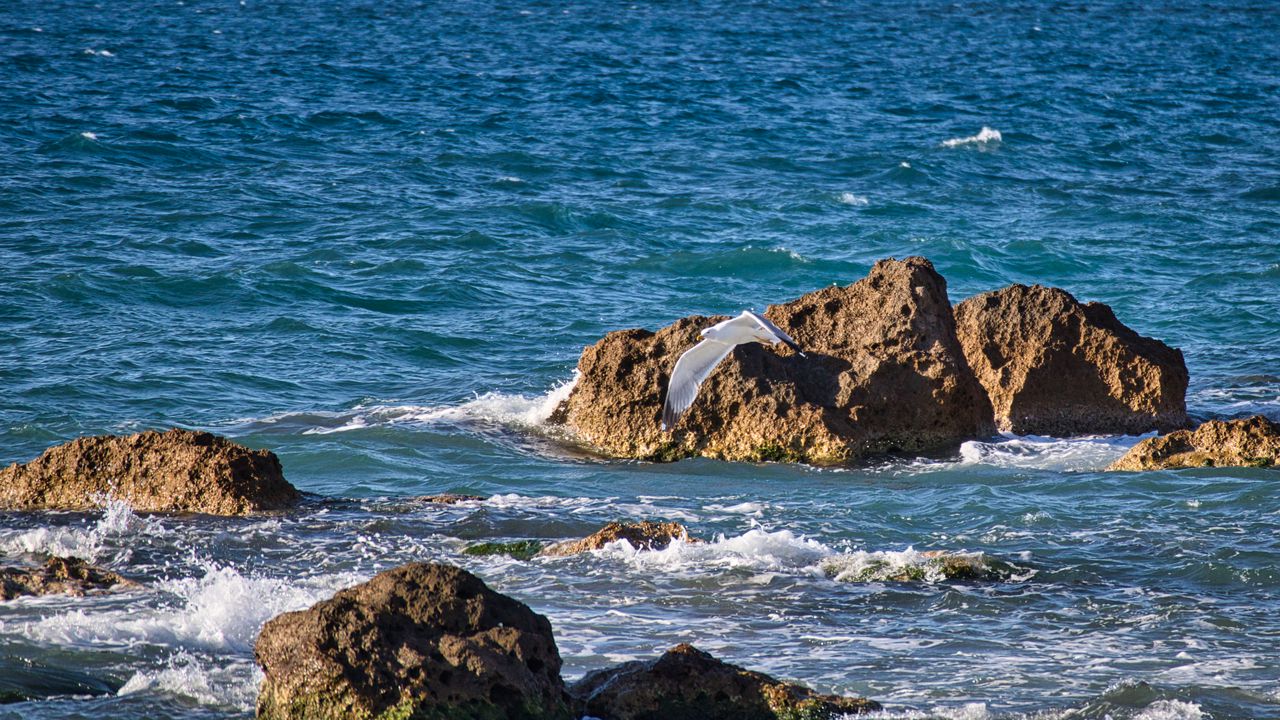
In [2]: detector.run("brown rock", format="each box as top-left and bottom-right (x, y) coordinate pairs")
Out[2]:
(954, 284), (1188, 436)
(570, 643), (880, 720)
(1108, 415), (1280, 471)
(0, 429), (301, 516)
(538, 521), (695, 557)
(0, 556), (137, 601)
(254, 562), (571, 720)
(552, 257), (994, 463)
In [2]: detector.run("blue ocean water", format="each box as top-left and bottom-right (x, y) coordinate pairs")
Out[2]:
(2, 0), (1279, 718)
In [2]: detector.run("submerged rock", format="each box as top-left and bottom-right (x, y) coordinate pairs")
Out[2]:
(539, 520), (695, 557)
(1108, 415), (1280, 471)
(0, 428), (301, 516)
(819, 550), (1019, 583)
(570, 643), (880, 720)
(254, 562), (571, 720)
(464, 540), (546, 560)
(552, 257), (994, 463)
(0, 556), (137, 601)
(414, 493), (486, 505)
(954, 284), (1188, 436)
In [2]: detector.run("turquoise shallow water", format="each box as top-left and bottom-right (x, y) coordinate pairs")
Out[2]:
(2, 0), (1279, 718)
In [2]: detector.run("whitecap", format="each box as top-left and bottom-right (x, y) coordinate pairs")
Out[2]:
(0, 498), (166, 561)
(27, 562), (362, 653)
(80, 131), (99, 140)
(298, 374), (578, 435)
(941, 126), (1002, 148)
(955, 432), (1144, 472)
(83, 48), (114, 57)
(118, 651), (259, 710)
(838, 192), (869, 206)
(1134, 700), (1205, 720)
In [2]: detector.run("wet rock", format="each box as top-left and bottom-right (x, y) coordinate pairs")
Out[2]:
(254, 562), (571, 720)
(0, 556), (137, 601)
(570, 643), (880, 720)
(1108, 415), (1280, 471)
(538, 521), (695, 557)
(954, 284), (1188, 436)
(0, 428), (301, 516)
(552, 257), (994, 463)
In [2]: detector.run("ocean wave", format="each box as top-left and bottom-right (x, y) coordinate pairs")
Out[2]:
(118, 651), (259, 711)
(941, 126), (1002, 148)
(27, 562), (363, 653)
(238, 376), (578, 436)
(0, 498), (167, 562)
(955, 433), (1143, 472)
(838, 192), (870, 205)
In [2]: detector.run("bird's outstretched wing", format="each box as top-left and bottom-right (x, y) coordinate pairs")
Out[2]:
(662, 338), (735, 430)
(745, 310), (805, 356)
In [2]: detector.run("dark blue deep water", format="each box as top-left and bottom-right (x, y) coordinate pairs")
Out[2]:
(2, 1), (1279, 718)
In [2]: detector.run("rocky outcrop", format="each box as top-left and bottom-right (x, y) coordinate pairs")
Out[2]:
(414, 494), (486, 505)
(1108, 415), (1280, 471)
(954, 284), (1188, 436)
(0, 556), (137, 601)
(254, 562), (571, 720)
(539, 521), (695, 557)
(0, 429), (301, 516)
(552, 257), (994, 463)
(570, 643), (880, 720)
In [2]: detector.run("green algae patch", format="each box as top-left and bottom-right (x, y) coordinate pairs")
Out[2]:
(462, 540), (544, 561)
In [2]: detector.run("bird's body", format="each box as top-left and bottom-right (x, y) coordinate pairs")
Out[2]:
(661, 310), (805, 431)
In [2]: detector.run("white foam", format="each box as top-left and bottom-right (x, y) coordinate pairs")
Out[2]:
(0, 498), (166, 561)
(588, 528), (831, 574)
(28, 562), (362, 653)
(941, 126), (1002, 148)
(819, 547), (1015, 583)
(1134, 700), (1205, 720)
(838, 192), (869, 205)
(83, 48), (114, 56)
(955, 433), (1142, 471)
(300, 375), (578, 435)
(118, 651), (259, 710)
(80, 131), (99, 140)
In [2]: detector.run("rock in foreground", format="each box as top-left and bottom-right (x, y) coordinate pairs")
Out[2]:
(255, 562), (571, 720)
(0, 556), (137, 601)
(0, 429), (300, 516)
(539, 521), (695, 557)
(553, 257), (994, 463)
(1108, 415), (1280, 471)
(570, 643), (880, 720)
(954, 284), (1188, 436)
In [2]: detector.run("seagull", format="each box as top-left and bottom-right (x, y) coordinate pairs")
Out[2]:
(661, 310), (806, 431)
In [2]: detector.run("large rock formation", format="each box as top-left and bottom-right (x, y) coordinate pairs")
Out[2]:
(1108, 415), (1280, 471)
(0, 556), (137, 601)
(954, 284), (1188, 436)
(0, 429), (301, 515)
(254, 562), (571, 720)
(552, 257), (994, 463)
(570, 643), (880, 720)
(539, 521), (695, 557)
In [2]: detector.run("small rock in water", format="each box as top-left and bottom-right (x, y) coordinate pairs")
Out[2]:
(1108, 415), (1280, 470)
(955, 284), (1188, 436)
(254, 562), (572, 720)
(0, 428), (301, 516)
(464, 540), (545, 560)
(539, 520), (696, 557)
(570, 643), (880, 719)
(0, 556), (137, 601)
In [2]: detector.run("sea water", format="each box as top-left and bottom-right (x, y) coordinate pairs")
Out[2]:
(1, 0), (1278, 717)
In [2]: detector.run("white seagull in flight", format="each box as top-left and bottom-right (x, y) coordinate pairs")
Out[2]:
(661, 310), (806, 431)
